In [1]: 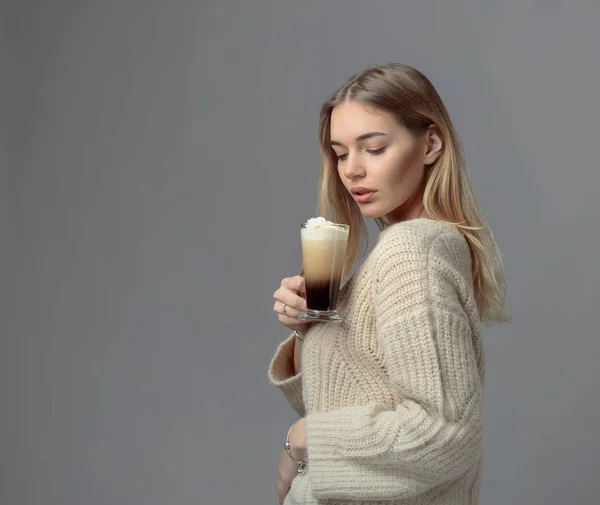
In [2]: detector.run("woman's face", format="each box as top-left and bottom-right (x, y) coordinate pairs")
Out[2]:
(330, 100), (441, 224)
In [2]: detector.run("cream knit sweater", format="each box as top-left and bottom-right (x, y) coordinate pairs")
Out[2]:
(269, 218), (485, 505)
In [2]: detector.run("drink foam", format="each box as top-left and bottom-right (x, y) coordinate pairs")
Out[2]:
(302, 217), (349, 241)
(304, 217), (333, 229)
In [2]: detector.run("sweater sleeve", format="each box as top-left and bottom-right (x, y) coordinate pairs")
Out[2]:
(268, 333), (305, 417)
(304, 230), (484, 501)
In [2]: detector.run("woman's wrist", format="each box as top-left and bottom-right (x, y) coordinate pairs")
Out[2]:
(292, 325), (309, 374)
(287, 420), (308, 461)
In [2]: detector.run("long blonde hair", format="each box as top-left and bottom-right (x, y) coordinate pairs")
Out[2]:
(317, 63), (509, 324)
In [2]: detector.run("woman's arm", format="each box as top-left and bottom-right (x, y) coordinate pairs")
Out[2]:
(269, 275), (309, 416)
(268, 332), (305, 417)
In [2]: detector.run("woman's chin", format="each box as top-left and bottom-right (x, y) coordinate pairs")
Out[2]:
(353, 199), (391, 219)
(358, 207), (385, 220)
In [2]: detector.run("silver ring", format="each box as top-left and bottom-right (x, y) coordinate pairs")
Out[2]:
(281, 303), (288, 316)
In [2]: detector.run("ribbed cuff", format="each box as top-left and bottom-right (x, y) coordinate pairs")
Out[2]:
(268, 333), (305, 416)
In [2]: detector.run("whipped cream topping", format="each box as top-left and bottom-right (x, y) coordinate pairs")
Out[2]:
(302, 217), (349, 241)
(304, 216), (335, 229)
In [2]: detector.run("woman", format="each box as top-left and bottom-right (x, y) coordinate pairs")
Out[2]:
(268, 63), (509, 505)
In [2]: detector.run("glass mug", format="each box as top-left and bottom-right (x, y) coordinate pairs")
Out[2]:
(297, 220), (349, 323)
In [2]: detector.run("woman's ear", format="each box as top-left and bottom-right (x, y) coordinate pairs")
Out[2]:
(423, 125), (443, 165)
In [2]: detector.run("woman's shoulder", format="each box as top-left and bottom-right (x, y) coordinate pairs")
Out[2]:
(376, 218), (467, 256)
(370, 218), (473, 293)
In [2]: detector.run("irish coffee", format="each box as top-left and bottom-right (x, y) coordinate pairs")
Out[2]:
(298, 217), (349, 323)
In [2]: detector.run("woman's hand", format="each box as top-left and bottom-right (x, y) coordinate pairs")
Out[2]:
(276, 418), (307, 505)
(273, 276), (310, 335)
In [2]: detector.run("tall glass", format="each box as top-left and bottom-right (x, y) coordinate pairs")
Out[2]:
(297, 222), (349, 323)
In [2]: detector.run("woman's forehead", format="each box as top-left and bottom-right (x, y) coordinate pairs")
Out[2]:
(330, 101), (397, 140)
(331, 101), (390, 123)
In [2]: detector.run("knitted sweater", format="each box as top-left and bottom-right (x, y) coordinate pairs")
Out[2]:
(268, 219), (485, 505)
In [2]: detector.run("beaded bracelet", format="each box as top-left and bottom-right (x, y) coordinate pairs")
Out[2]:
(283, 424), (307, 474)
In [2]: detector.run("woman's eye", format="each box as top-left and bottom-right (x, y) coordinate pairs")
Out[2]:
(367, 147), (386, 156)
(336, 153), (349, 161)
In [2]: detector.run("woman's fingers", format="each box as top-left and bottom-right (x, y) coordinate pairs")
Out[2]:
(281, 276), (306, 297)
(273, 298), (305, 319)
(273, 286), (307, 316)
(276, 481), (290, 505)
(273, 276), (309, 333)
(277, 447), (299, 504)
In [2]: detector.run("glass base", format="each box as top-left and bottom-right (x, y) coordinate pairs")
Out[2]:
(298, 309), (344, 323)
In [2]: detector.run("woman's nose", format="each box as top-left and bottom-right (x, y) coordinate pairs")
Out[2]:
(342, 154), (365, 180)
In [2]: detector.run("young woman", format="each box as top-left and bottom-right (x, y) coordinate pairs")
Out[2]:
(268, 63), (509, 505)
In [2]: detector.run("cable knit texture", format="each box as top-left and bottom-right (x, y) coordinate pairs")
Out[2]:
(268, 219), (485, 505)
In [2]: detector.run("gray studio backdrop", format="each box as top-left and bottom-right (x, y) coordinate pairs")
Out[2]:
(4, 1), (599, 504)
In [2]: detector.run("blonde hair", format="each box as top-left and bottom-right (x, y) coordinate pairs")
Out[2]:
(317, 63), (509, 324)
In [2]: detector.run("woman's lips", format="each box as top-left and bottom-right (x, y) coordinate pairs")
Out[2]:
(352, 190), (376, 203)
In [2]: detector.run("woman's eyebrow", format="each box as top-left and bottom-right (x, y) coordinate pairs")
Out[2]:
(330, 132), (388, 147)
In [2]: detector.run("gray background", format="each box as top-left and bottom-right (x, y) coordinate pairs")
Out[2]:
(3, 0), (599, 504)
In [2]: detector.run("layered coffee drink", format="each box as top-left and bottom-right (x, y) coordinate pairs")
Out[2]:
(298, 217), (349, 323)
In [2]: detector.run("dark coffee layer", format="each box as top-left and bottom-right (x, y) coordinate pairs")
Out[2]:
(305, 279), (342, 311)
